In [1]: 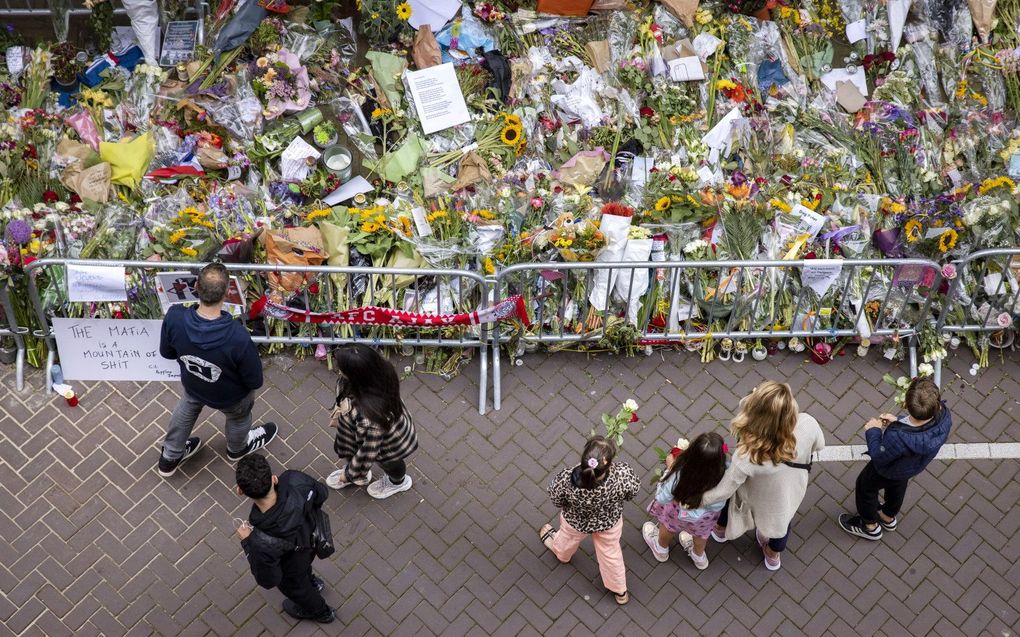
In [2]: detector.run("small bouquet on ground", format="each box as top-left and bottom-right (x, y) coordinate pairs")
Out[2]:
(251, 49), (311, 119)
(591, 399), (639, 448)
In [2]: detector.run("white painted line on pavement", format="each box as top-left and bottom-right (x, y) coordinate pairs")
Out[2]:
(816, 443), (1020, 461)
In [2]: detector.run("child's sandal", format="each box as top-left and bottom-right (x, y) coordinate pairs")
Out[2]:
(614, 591), (629, 605)
(539, 524), (557, 550)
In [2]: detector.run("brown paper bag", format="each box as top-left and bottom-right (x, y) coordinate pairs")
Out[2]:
(56, 138), (95, 164)
(660, 0), (698, 27)
(413, 25), (442, 69)
(590, 0), (627, 10)
(968, 0), (996, 42)
(62, 162), (112, 203)
(585, 41), (612, 73)
(835, 81), (867, 113)
(261, 227), (326, 293)
(452, 151), (492, 191)
(197, 146), (229, 169)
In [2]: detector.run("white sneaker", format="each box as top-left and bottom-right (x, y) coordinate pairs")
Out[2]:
(642, 522), (670, 562)
(326, 468), (372, 489)
(688, 548), (709, 570)
(367, 474), (413, 499)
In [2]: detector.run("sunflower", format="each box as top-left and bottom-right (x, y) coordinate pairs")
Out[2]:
(168, 229), (188, 244)
(937, 229), (958, 253)
(904, 218), (923, 243)
(361, 222), (379, 233)
(655, 196), (670, 212)
(180, 246), (198, 257)
(500, 124), (521, 146)
(395, 2), (412, 20)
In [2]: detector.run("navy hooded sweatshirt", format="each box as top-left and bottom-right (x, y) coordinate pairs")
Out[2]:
(865, 401), (952, 481)
(159, 305), (263, 408)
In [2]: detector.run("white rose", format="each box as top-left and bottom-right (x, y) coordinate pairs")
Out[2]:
(918, 363), (934, 377)
(624, 399), (639, 411)
(675, 438), (690, 451)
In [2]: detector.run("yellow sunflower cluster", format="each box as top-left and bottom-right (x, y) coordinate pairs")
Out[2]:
(937, 229), (958, 253)
(305, 208), (331, 222)
(880, 198), (906, 215)
(426, 210), (449, 223)
(978, 176), (1017, 196)
(499, 113), (526, 154)
(175, 207), (215, 229)
(351, 205), (386, 220)
(472, 209), (496, 220)
(180, 246), (199, 257)
(168, 228), (188, 244)
(904, 218), (923, 242)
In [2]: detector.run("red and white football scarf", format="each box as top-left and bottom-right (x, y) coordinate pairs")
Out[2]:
(250, 294), (530, 328)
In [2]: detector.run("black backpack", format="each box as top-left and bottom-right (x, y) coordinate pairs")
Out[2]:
(310, 506), (335, 559)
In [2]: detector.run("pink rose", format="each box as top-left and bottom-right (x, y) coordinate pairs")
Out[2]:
(941, 263), (957, 280)
(530, 197), (544, 209)
(997, 312), (1012, 328)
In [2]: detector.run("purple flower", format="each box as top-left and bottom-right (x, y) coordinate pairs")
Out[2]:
(5, 219), (31, 246)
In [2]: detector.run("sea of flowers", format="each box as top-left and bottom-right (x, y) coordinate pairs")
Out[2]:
(0, 0), (1019, 372)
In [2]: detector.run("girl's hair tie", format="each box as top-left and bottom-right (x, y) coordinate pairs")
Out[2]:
(722, 443), (730, 454)
(586, 457), (599, 469)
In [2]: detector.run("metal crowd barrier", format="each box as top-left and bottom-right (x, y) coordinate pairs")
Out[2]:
(491, 258), (942, 410)
(933, 248), (1020, 386)
(0, 281), (26, 391)
(24, 259), (491, 413)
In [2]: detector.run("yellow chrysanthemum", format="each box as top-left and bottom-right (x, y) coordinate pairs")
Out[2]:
(395, 2), (412, 20)
(654, 196), (670, 212)
(904, 219), (923, 243)
(938, 229), (958, 253)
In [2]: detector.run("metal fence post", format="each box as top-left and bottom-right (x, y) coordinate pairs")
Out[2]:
(0, 281), (26, 391)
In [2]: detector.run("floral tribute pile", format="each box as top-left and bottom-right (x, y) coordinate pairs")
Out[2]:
(1, 0), (1019, 373)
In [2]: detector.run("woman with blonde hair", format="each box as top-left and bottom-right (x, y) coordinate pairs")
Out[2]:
(701, 381), (824, 570)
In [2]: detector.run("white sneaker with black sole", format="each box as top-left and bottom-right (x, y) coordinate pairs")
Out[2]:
(227, 423), (279, 462)
(158, 437), (203, 477)
(879, 516), (898, 532)
(367, 474), (413, 499)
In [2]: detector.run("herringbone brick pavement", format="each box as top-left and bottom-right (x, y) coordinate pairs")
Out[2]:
(1, 347), (1018, 636)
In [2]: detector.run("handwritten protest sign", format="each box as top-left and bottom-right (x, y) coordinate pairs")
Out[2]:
(52, 318), (179, 381)
(67, 264), (127, 302)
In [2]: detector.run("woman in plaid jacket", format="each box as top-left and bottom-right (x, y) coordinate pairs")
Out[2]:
(325, 345), (418, 500)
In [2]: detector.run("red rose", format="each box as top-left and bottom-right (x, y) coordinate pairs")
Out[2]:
(640, 106), (656, 118)
(881, 51), (896, 62)
(69, 193), (82, 205)
(42, 190), (58, 204)
(629, 412), (639, 423)
(308, 283), (320, 294)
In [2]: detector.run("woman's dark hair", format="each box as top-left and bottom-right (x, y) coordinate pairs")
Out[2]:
(577, 435), (617, 489)
(333, 344), (402, 429)
(665, 432), (727, 509)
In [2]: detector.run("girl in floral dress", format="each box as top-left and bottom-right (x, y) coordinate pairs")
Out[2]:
(642, 432), (728, 569)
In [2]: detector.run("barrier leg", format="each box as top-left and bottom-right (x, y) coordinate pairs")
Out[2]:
(492, 336), (502, 411)
(478, 341), (487, 415)
(45, 348), (55, 394)
(908, 337), (918, 379)
(15, 344), (23, 392)
(933, 357), (942, 388)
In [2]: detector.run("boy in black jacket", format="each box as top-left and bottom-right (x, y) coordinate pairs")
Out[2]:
(235, 455), (336, 623)
(838, 377), (952, 540)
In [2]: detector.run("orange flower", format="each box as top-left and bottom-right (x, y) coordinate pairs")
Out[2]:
(730, 84), (747, 102)
(726, 183), (751, 199)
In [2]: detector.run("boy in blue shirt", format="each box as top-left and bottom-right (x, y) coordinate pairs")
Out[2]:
(838, 378), (952, 540)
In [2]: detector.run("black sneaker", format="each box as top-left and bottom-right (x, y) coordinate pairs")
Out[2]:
(157, 437), (203, 477)
(310, 573), (325, 593)
(879, 516), (898, 532)
(838, 513), (883, 541)
(282, 599), (335, 623)
(226, 423), (279, 462)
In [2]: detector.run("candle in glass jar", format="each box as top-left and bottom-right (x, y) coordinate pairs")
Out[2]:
(326, 153), (350, 171)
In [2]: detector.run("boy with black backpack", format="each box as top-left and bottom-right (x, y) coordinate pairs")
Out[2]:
(235, 455), (336, 623)
(838, 377), (952, 540)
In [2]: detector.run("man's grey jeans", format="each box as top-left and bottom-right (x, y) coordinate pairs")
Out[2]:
(162, 391), (256, 460)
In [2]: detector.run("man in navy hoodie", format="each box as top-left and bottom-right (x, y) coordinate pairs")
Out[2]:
(157, 263), (279, 477)
(838, 377), (952, 540)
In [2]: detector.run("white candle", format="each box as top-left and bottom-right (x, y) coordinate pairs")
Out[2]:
(326, 153), (351, 170)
